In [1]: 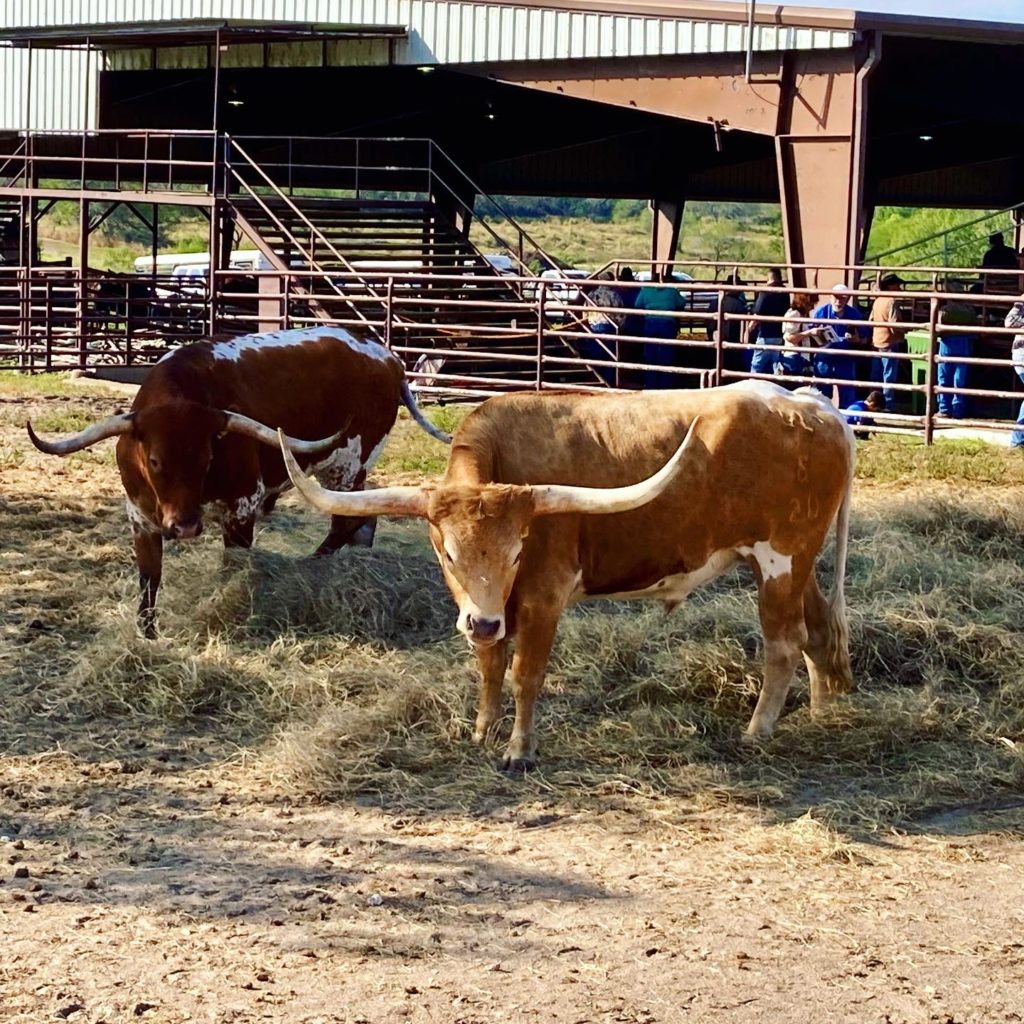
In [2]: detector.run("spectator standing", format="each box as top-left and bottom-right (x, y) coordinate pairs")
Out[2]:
(868, 273), (908, 412)
(982, 231), (1020, 301)
(585, 272), (626, 336)
(708, 273), (749, 373)
(811, 284), (868, 410)
(615, 266), (644, 387)
(746, 268), (790, 377)
(635, 270), (689, 388)
(936, 282), (977, 419)
(778, 291), (820, 384)
(580, 271), (626, 386)
(1005, 294), (1024, 447)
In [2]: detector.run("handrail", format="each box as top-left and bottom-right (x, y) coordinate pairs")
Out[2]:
(0, 137), (27, 187)
(867, 201), (1024, 266)
(426, 138), (561, 276)
(226, 136), (386, 337)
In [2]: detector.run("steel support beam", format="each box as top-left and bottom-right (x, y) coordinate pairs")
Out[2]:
(774, 44), (874, 287)
(78, 199), (90, 369)
(651, 197), (684, 276)
(478, 45), (875, 285)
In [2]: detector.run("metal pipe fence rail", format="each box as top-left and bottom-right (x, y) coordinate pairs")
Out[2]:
(3, 263), (1024, 445)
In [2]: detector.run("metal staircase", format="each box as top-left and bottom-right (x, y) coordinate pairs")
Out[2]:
(222, 136), (601, 390)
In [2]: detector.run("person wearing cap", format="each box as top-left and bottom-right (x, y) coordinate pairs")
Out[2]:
(868, 273), (908, 412)
(811, 284), (868, 411)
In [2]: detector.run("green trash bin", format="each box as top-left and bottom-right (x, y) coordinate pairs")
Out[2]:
(905, 330), (931, 414)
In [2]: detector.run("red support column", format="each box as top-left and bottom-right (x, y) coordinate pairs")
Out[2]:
(650, 198), (684, 277)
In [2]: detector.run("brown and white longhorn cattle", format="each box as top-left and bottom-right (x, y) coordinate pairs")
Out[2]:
(28, 326), (449, 636)
(278, 380), (855, 771)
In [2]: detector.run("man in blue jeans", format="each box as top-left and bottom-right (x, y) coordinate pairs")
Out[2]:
(812, 284), (868, 410)
(937, 283), (977, 419)
(868, 273), (907, 411)
(745, 268), (790, 376)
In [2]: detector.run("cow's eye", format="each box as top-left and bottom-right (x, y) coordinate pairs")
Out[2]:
(443, 542), (457, 565)
(512, 549), (522, 566)
(148, 455), (161, 472)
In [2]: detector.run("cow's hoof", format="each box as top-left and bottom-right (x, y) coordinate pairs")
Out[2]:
(499, 756), (535, 775)
(739, 731), (770, 747)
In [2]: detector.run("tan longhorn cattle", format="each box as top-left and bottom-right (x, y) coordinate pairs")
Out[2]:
(279, 381), (855, 771)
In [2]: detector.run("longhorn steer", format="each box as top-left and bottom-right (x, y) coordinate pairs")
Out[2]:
(279, 380), (855, 771)
(28, 326), (450, 636)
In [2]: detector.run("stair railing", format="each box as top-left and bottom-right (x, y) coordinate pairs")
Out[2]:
(867, 202), (1024, 267)
(0, 137), (28, 189)
(225, 136), (388, 336)
(426, 140), (560, 280)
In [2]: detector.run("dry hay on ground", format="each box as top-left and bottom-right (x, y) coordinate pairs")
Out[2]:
(3, 387), (1023, 836)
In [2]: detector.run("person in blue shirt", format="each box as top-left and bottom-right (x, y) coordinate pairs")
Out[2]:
(844, 389), (884, 435)
(635, 271), (689, 388)
(811, 284), (869, 410)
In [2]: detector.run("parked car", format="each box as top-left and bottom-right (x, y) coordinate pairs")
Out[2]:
(483, 253), (519, 276)
(534, 268), (590, 319)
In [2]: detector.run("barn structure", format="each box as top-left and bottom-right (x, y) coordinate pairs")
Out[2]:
(1, 1), (1023, 402)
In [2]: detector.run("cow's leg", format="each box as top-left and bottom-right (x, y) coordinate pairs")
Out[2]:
(133, 528), (163, 639)
(473, 639), (509, 745)
(502, 603), (560, 773)
(744, 574), (808, 741)
(312, 514), (376, 557)
(801, 573), (853, 710)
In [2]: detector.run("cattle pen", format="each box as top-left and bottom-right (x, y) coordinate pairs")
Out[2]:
(5, 2), (1024, 1021)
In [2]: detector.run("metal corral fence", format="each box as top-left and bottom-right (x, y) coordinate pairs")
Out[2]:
(2, 260), (1023, 444)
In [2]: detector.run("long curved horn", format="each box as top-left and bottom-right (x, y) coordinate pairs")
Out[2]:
(223, 411), (352, 455)
(531, 416), (700, 516)
(26, 412), (134, 456)
(278, 428), (429, 517)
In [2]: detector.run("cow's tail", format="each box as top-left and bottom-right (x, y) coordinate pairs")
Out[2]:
(824, 450), (855, 694)
(401, 380), (452, 444)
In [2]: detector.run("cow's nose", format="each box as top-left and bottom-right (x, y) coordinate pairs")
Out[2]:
(165, 518), (203, 540)
(468, 615), (502, 641)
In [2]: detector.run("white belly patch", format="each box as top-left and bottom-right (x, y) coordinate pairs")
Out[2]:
(735, 540), (793, 581)
(601, 548), (741, 604)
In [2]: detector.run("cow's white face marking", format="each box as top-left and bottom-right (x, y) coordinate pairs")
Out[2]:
(736, 541), (792, 581)
(209, 327), (397, 366)
(126, 497), (159, 535)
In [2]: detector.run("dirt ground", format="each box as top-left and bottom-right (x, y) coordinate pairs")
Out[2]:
(3, 381), (1024, 1024)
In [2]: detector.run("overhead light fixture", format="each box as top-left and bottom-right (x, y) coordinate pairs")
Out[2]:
(417, 65), (435, 73)
(919, 134), (934, 141)
(228, 99), (244, 107)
